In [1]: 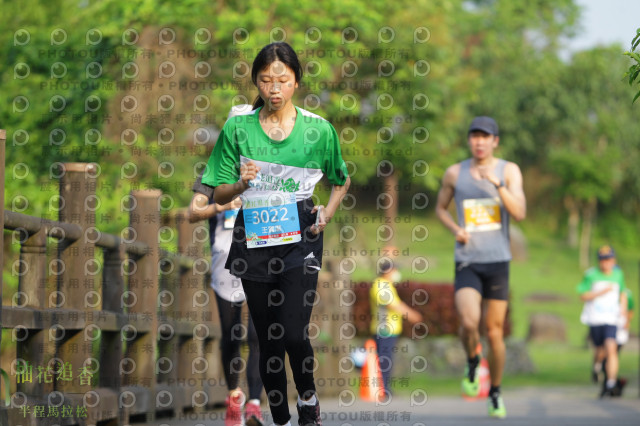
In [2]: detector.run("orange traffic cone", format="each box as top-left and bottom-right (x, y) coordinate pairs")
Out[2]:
(463, 343), (491, 400)
(360, 339), (385, 402)
(478, 357), (490, 398)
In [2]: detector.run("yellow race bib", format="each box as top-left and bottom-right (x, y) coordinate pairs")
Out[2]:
(463, 198), (502, 232)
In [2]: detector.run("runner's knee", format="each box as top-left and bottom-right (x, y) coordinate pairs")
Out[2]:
(283, 330), (309, 349)
(460, 316), (479, 332)
(486, 325), (504, 342)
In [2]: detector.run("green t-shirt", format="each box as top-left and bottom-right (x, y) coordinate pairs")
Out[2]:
(624, 288), (634, 311)
(577, 267), (626, 325)
(202, 106), (348, 201)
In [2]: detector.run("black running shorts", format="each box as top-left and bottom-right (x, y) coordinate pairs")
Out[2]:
(454, 261), (510, 300)
(225, 197), (323, 283)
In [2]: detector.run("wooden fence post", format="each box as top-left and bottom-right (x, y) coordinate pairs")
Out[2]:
(57, 163), (97, 396)
(157, 253), (179, 393)
(176, 211), (205, 411)
(125, 189), (161, 422)
(16, 228), (53, 399)
(102, 239), (127, 425)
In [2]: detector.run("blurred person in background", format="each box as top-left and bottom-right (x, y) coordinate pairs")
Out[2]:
(369, 258), (423, 397)
(602, 274), (634, 396)
(577, 245), (628, 398)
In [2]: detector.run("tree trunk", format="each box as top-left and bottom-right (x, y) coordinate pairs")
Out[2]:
(579, 198), (597, 269)
(564, 195), (579, 248)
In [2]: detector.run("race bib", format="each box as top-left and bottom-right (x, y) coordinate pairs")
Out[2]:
(223, 208), (239, 229)
(243, 193), (301, 248)
(463, 198), (502, 232)
(591, 281), (619, 314)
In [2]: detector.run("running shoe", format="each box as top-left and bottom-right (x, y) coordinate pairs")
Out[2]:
(296, 398), (322, 426)
(616, 378), (627, 397)
(225, 391), (245, 426)
(461, 357), (481, 397)
(244, 400), (264, 426)
(600, 386), (615, 398)
(488, 393), (507, 419)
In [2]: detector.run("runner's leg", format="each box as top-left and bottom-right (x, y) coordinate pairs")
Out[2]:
(455, 288), (482, 357)
(278, 267), (318, 400)
(246, 310), (264, 401)
(242, 279), (290, 426)
(604, 338), (618, 386)
(485, 299), (508, 386)
(215, 293), (244, 391)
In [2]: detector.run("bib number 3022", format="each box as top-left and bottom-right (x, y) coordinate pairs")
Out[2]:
(243, 194), (301, 248)
(249, 207), (289, 225)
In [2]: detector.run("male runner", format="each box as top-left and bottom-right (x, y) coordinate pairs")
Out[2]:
(435, 116), (526, 418)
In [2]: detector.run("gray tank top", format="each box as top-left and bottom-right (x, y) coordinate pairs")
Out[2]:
(454, 159), (511, 263)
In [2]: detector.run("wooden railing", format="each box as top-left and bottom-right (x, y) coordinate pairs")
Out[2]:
(1, 159), (227, 425)
(0, 121), (351, 424)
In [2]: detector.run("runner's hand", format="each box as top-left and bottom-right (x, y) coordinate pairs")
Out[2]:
(600, 285), (613, 295)
(455, 228), (470, 244)
(477, 165), (500, 187)
(221, 197), (242, 211)
(239, 161), (260, 189)
(311, 205), (326, 235)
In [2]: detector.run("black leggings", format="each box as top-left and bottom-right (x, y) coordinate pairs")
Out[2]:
(215, 293), (262, 400)
(242, 267), (318, 425)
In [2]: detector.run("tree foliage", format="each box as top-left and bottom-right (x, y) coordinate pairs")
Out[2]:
(1, 0), (638, 251)
(624, 28), (640, 104)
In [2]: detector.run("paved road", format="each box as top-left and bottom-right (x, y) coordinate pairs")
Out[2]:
(143, 386), (640, 426)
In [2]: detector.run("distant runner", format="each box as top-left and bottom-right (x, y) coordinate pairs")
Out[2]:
(436, 116), (526, 419)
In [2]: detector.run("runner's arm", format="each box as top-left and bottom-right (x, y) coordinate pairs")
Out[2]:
(213, 161), (260, 205)
(188, 193), (241, 223)
(312, 176), (351, 234)
(436, 165), (469, 243)
(620, 290), (628, 324)
(497, 162), (526, 221)
(580, 286), (613, 301)
(188, 192), (217, 223)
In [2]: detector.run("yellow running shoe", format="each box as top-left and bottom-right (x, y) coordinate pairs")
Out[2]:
(488, 394), (507, 419)
(461, 359), (481, 397)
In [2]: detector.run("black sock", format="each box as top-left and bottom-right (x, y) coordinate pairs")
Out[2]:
(467, 355), (480, 381)
(490, 385), (501, 398)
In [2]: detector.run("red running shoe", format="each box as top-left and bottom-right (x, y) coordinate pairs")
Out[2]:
(244, 400), (264, 426)
(225, 391), (245, 426)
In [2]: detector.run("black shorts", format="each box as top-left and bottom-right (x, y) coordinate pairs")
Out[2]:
(225, 197), (323, 283)
(454, 261), (509, 300)
(589, 325), (617, 346)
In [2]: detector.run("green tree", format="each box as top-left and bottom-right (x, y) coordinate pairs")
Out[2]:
(547, 47), (640, 264)
(624, 28), (640, 103)
(461, 0), (580, 166)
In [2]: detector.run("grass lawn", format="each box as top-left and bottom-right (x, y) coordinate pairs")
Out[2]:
(400, 342), (639, 396)
(327, 208), (640, 394)
(328, 208), (639, 344)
